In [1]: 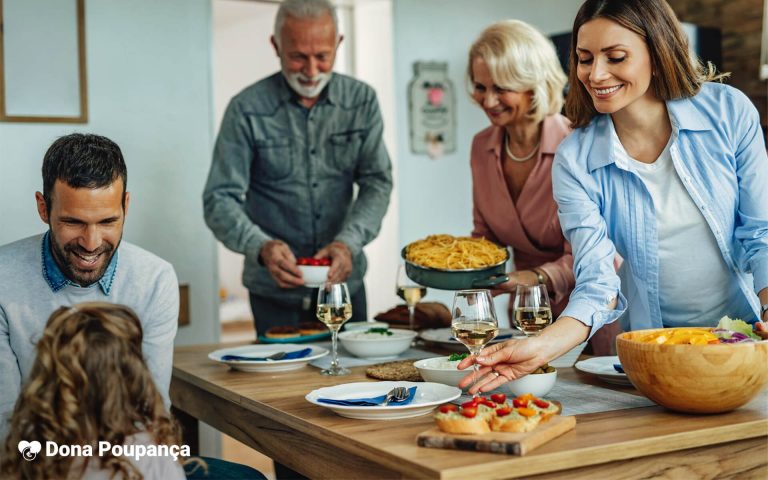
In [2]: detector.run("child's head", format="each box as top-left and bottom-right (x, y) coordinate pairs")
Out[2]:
(2, 302), (180, 479)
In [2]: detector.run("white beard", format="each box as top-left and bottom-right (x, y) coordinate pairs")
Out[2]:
(283, 71), (332, 99)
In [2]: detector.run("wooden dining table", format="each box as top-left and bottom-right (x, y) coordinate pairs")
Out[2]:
(171, 343), (768, 479)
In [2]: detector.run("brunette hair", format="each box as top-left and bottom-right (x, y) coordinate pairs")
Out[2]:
(565, 0), (729, 128)
(0, 303), (183, 479)
(467, 19), (567, 123)
(42, 133), (128, 213)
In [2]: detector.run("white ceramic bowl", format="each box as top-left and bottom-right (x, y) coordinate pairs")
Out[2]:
(298, 265), (329, 287)
(344, 321), (389, 331)
(506, 369), (557, 397)
(338, 329), (417, 359)
(413, 356), (471, 388)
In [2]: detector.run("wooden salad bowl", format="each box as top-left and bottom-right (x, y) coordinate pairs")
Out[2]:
(616, 328), (768, 414)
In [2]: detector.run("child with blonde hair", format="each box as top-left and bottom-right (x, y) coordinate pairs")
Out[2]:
(1, 302), (191, 479)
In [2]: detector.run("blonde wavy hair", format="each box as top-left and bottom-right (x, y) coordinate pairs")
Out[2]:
(1, 302), (184, 479)
(467, 19), (567, 123)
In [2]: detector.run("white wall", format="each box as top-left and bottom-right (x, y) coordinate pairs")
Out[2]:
(392, 0), (582, 316)
(0, 0), (218, 346)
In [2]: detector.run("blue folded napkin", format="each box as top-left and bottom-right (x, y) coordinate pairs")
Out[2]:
(317, 386), (417, 406)
(221, 348), (312, 362)
(613, 363), (625, 373)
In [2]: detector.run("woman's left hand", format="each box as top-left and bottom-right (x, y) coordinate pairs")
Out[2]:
(491, 270), (539, 296)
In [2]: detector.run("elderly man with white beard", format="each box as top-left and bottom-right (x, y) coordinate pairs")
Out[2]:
(203, 0), (392, 338)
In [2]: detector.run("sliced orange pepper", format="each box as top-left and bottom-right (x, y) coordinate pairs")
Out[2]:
(516, 407), (537, 417)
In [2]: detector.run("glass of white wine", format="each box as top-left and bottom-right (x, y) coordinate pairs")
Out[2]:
(316, 282), (353, 376)
(451, 289), (498, 389)
(395, 264), (427, 331)
(513, 284), (553, 336)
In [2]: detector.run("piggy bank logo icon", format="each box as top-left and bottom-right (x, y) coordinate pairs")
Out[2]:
(18, 440), (42, 461)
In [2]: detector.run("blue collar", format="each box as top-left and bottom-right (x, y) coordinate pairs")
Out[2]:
(41, 231), (119, 294)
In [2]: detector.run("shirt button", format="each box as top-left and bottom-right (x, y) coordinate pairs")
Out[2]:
(310, 148), (317, 155)
(312, 182), (318, 188)
(315, 214), (321, 220)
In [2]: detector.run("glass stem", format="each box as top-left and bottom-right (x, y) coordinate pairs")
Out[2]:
(408, 305), (416, 330)
(330, 330), (339, 370)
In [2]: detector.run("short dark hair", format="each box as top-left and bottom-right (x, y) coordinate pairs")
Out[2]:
(42, 133), (128, 212)
(565, 0), (728, 128)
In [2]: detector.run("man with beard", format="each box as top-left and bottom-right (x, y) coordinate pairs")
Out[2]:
(203, 0), (392, 337)
(0, 133), (179, 442)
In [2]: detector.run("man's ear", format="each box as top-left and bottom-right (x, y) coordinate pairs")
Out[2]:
(35, 192), (49, 224)
(270, 35), (280, 57)
(123, 191), (131, 217)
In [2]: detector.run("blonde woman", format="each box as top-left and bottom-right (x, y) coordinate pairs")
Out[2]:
(468, 20), (616, 338)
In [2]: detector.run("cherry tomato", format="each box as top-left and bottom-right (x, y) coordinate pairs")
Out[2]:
(297, 258), (310, 266)
(495, 407), (512, 417)
(438, 404), (458, 414)
(461, 400), (478, 409)
(477, 398), (495, 408)
(490, 393), (506, 404)
(460, 406), (478, 418)
(316, 257), (332, 266)
(512, 398), (528, 408)
(533, 399), (550, 409)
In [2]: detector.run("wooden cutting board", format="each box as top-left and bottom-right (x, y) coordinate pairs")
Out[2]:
(417, 415), (576, 455)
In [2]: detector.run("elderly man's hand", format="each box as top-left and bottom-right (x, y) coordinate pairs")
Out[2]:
(456, 339), (546, 394)
(315, 241), (352, 283)
(260, 240), (304, 288)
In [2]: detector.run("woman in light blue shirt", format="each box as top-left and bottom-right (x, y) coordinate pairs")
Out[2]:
(459, 0), (768, 393)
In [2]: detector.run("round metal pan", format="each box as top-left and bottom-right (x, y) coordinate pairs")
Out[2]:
(401, 247), (509, 290)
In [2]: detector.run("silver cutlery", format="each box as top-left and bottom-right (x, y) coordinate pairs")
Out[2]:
(382, 386), (410, 406)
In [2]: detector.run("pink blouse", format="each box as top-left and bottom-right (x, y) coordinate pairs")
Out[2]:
(470, 114), (573, 316)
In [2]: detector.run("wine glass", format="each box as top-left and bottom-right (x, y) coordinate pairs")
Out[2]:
(451, 289), (498, 390)
(395, 264), (427, 331)
(316, 282), (353, 376)
(512, 284), (553, 336)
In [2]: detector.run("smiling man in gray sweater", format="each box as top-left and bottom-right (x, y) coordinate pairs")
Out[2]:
(0, 134), (179, 443)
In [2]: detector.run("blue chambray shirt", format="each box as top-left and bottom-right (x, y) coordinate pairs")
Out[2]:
(41, 231), (119, 294)
(203, 73), (392, 302)
(553, 83), (768, 336)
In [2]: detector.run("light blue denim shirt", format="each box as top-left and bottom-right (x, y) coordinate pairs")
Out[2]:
(203, 72), (392, 302)
(553, 83), (768, 335)
(41, 231), (118, 294)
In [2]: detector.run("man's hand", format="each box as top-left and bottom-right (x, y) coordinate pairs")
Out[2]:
(315, 241), (352, 283)
(260, 240), (303, 288)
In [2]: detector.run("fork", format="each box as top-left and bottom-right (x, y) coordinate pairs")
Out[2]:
(382, 386), (410, 406)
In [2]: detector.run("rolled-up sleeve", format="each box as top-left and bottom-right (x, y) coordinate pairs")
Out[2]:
(334, 93), (393, 255)
(552, 150), (625, 337)
(203, 99), (273, 261)
(729, 89), (768, 295)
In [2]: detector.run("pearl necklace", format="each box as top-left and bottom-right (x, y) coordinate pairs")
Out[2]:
(505, 134), (540, 163)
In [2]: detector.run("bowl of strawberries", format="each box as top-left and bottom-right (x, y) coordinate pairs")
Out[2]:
(296, 257), (331, 287)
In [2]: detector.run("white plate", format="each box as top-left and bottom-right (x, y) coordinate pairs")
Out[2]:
(574, 356), (633, 386)
(209, 344), (328, 372)
(305, 381), (461, 420)
(419, 327), (525, 350)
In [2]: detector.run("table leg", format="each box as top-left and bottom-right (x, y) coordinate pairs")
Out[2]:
(172, 405), (200, 455)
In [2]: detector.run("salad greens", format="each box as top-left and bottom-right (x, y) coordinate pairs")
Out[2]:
(365, 327), (393, 336)
(714, 316), (760, 342)
(448, 353), (469, 361)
